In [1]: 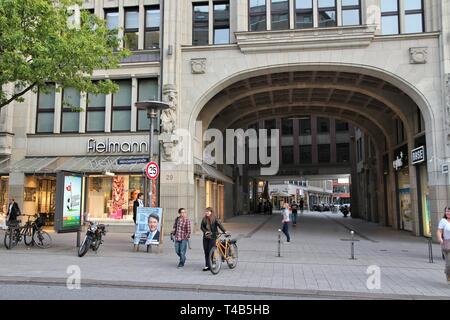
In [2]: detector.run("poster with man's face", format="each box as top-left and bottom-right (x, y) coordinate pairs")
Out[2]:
(134, 207), (162, 245)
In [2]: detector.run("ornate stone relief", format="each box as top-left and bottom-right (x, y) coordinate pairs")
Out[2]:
(190, 58), (207, 74)
(160, 84), (178, 161)
(409, 47), (428, 64)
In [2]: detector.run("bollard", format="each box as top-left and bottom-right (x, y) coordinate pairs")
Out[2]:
(428, 237), (434, 263)
(350, 230), (355, 260)
(277, 229), (281, 257)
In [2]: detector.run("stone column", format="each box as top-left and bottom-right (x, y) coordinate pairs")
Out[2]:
(8, 172), (25, 215)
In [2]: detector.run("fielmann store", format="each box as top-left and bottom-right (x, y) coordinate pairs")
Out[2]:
(1, 136), (153, 227)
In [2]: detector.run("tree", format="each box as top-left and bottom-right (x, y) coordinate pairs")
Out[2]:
(0, 0), (129, 110)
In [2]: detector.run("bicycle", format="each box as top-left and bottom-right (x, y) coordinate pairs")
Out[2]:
(4, 214), (51, 249)
(208, 233), (238, 275)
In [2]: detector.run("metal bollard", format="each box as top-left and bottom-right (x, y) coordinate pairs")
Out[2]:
(277, 229), (281, 257)
(428, 237), (434, 263)
(350, 230), (355, 260)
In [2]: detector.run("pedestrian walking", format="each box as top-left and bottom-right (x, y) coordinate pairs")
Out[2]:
(281, 202), (291, 243)
(6, 198), (21, 226)
(131, 193), (144, 240)
(291, 202), (298, 226)
(200, 207), (227, 271)
(299, 198), (305, 215)
(171, 208), (192, 268)
(437, 206), (450, 283)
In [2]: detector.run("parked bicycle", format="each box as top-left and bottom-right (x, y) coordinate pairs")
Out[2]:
(4, 214), (52, 249)
(78, 221), (107, 257)
(208, 233), (238, 275)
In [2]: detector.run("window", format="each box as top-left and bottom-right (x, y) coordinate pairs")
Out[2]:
(86, 85), (106, 132)
(271, 0), (289, 30)
(299, 145), (312, 163)
(295, 0), (313, 29)
(282, 146), (294, 164)
(336, 143), (350, 163)
(145, 6), (160, 49)
(124, 7), (139, 51)
(36, 84), (55, 133)
(381, 0), (399, 35)
(61, 87), (80, 133)
(342, 0), (361, 26)
(299, 117), (311, 135)
(404, 0), (423, 33)
(112, 80), (132, 132)
(281, 118), (293, 135)
(318, 0), (337, 28)
(335, 121), (349, 132)
(317, 117), (330, 133)
(193, 3), (209, 45)
(265, 119), (277, 136)
(318, 144), (331, 163)
(214, 2), (230, 44)
(105, 9), (119, 30)
(137, 78), (159, 131)
(249, 0), (267, 31)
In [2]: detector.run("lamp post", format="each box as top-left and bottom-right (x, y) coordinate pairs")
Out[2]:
(135, 101), (169, 207)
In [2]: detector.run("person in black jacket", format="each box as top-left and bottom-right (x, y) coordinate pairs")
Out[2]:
(200, 207), (227, 271)
(132, 193), (144, 240)
(6, 198), (21, 225)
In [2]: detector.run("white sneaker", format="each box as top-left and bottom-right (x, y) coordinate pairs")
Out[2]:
(284, 241), (291, 245)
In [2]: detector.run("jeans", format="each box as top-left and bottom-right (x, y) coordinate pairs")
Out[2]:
(203, 238), (216, 268)
(174, 240), (188, 265)
(445, 250), (450, 278)
(282, 222), (290, 242)
(291, 212), (297, 225)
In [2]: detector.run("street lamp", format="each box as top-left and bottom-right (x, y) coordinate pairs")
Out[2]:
(135, 101), (169, 207)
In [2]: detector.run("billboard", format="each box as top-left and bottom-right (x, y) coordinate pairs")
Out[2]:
(133, 207), (163, 246)
(55, 172), (83, 233)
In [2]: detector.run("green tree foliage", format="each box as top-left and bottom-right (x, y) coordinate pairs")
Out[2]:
(0, 0), (129, 110)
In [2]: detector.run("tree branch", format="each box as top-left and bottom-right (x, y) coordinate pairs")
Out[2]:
(0, 82), (37, 110)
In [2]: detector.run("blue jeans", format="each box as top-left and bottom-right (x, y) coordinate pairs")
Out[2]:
(282, 222), (290, 242)
(291, 212), (297, 225)
(174, 240), (188, 265)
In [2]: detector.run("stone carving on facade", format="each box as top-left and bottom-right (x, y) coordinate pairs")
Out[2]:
(160, 84), (178, 161)
(409, 47), (428, 64)
(190, 58), (207, 74)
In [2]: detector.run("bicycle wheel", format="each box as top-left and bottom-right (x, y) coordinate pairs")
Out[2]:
(226, 243), (238, 269)
(78, 237), (91, 257)
(4, 229), (13, 250)
(23, 225), (34, 246)
(32, 230), (52, 249)
(208, 247), (222, 275)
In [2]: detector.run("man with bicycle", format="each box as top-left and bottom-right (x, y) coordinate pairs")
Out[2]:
(6, 199), (21, 226)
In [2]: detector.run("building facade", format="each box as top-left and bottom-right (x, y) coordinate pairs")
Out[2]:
(1, 0), (450, 240)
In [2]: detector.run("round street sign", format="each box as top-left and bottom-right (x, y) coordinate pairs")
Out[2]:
(146, 162), (159, 180)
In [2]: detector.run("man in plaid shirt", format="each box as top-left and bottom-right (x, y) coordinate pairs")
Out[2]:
(171, 208), (192, 268)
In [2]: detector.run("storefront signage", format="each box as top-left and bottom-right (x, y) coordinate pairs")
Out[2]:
(411, 146), (425, 165)
(55, 171), (83, 233)
(117, 157), (149, 165)
(87, 138), (148, 154)
(443, 163), (450, 174)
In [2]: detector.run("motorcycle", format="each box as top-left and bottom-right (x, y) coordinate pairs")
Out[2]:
(78, 221), (107, 257)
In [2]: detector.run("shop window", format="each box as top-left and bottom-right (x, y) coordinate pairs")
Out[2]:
(281, 118), (293, 135)
(61, 87), (80, 133)
(381, 0), (399, 35)
(318, 144), (331, 163)
(335, 120), (349, 132)
(317, 117), (330, 133)
(342, 0), (361, 26)
(299, 117), (311, 135)
(282, 146), (294, 164)
(124, 7), (139, 51)
(271, 0), (289, 30)
(249, 0), (267, 31)
(299, 145), (312, 163)
(0, 177), (9, 216)
(36, 83), (55, 133)
(404, 0), (424, 33)
(318, 0), (337, 28)
(295, 0), (313, 29)
(86, 85), (106, 132)
(145, 6), (160, 49)
(112, 80), (132, 132)
(214, 2), (230, 44)
(137, 78), (159, 131)
(193, 3), (209, 45)
(336, 143), (350, 163)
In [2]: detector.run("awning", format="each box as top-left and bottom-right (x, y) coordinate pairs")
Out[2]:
(194, 163), (234, 184)
(10, 157), (60, 174)
(0, 157), (10, 174)
(55, 156), (148, 173)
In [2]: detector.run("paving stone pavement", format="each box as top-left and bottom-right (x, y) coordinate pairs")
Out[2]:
(0, 211), (449, 299)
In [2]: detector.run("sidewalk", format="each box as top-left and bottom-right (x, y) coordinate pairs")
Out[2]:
(0, 211), (449, 299)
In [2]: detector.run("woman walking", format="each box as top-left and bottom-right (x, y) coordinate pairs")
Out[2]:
(437, 206), (450, 283)
(200, 207), (227, 271)
(281, 202), (291, 243)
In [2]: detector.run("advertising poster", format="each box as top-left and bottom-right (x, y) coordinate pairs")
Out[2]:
(133, 207), (163, 246)
(63, 175), (82, 229)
